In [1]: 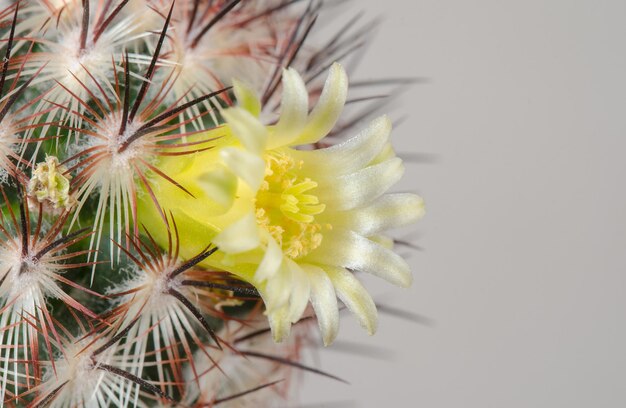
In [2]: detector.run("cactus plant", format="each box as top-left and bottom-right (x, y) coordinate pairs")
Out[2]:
(0, 0), (424, 406)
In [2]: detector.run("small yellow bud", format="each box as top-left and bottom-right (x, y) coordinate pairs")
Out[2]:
(28, 155), (76, 211)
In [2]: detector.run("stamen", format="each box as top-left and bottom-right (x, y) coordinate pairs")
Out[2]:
(255, 152), (328, 259)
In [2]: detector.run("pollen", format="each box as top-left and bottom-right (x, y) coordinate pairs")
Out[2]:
(255, 152), (328, 259)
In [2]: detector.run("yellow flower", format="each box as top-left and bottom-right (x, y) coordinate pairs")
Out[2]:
(138, 63), (424, 345)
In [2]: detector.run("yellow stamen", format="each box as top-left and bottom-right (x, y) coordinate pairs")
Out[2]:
(255, 152), (329, 259)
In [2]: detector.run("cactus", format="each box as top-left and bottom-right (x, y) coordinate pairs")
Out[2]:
(0, 1), (424, 406)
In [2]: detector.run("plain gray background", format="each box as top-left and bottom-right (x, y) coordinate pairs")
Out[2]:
(295, 1), (626, 407)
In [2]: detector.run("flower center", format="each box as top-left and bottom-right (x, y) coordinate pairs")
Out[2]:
(255, 152), (328, 259)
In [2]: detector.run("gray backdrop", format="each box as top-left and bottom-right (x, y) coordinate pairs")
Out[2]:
(294, 1), (626, 407)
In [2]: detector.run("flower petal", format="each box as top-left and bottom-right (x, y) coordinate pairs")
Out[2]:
(196, 164), (238, 209)
(368, 234), (395, 250)
(290, 115), (392, 176)
(306, 229), (412, 288)
(213, 212), (260, 254)
(323, 193), (425, 236)
(222, 107), (268, 153)
(286, 260), (311, 324)
(255, 233), (284, 281)
(303, 264), (339, 346)
(315, 158), (404, 211)
(268, 306), (291, 343)
(220, 147), (266, 191)
(233, 79), (261, 117)
(325, 266), (378, 335)
(293, 63), (348, 145)
(370, 142), (397, 165)
(264, 262), (293, 312)
(270, 68), (309, 148)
